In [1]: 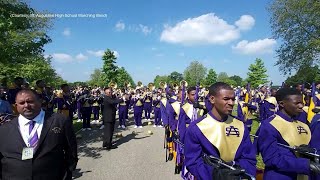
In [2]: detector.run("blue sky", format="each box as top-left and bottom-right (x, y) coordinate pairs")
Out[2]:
(29, 0), (286, 85)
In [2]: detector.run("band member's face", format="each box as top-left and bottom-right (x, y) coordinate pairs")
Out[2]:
(280, 95), (303, 117)
(261, 86), (267, 93)
(210, 89), (235, 116)
(296, 85), (302, 92)
(105, 89), (112, 97)
(188, 90), (196, 103)
(16, 92), (42, 120)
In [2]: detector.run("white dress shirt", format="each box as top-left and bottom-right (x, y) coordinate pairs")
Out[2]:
(18, 110), (45, 147)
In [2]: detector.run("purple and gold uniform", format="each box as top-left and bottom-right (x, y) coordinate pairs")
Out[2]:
(153, 96), (162, 126)
(185, 111), (256, 180)
(131, 95), (144, 127)
(257, 111), (311, 179)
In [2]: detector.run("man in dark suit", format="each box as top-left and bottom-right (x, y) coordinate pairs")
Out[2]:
(0, 89), (78, 180)
(102, 87), (128, 150)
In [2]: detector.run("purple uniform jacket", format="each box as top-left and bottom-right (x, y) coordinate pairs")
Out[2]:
(310, 117), (320, 180)
(166, 100), (179, 131)
(178, 102), (192, 143)
(257, 111), (311, 180)
(160, 99), (169, 126)
(184, 111), (256, 180)
(260, 100), (276, 121)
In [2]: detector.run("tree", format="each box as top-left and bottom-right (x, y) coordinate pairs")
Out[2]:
(285, 65), (320, 86)
(183, 61), (207, 86)
(229, 75), (243, 87)
(87, 68), (106, 87)
(0, 0), (52, 80)
(217, 72), (229, 83)
(268, 0), (320, 74)
(116, 67), (135, 88)
(153, 75), (168, 88)
(101, 49), (118, 84)
(167, 71), (183, 85)
(204, 69), (217, 87)
(246, 58), (268, 88)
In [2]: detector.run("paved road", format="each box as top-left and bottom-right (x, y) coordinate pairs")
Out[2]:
(73, 114), (181, 180)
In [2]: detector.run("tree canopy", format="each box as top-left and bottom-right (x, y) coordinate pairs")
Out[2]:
(246, 58), (268, 88)
(183, 61), (207, 86)
(285, 65), (320, 86)
(269, 0), (320, 74)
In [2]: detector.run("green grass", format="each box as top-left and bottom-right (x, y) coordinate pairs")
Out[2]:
(251, 120), (265, 170)
(72, 120), (83, 132)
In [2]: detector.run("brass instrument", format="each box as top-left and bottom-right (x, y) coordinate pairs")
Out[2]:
(148, 83), (155, 91)
(173, 83), (179, 90)
(108, 81), (117, 89)
(136, 81), (143, 90)
(180, 80), (188, 88)
(159, 81), (167, 89)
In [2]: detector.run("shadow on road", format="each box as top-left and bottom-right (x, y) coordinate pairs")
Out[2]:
(72, 168), (92, 179)
(115, 132), (150, 147)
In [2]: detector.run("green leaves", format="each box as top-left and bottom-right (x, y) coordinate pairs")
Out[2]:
(247, 58), (268, 88)
(269, 0), (320, 74)
(183, 60), (207, 86)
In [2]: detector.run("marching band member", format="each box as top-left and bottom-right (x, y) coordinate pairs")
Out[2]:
(57, 84), (73, 121)
(118, 88), (129, 129)
(185, 82), (256, 180)
(153, 91), (162, 127)
(92, 91), (102, 124)
(256, 88), (320, 179)
(79, 89), (93, 131)
(259, 88), (277, 121)
(143, 89), (153, 121)
(131, 89), (144, 128)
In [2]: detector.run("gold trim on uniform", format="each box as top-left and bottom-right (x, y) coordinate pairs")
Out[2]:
(182, 103), (204, 120)
(171, 101), (181, 120)
(136, 100), (143, 106)
(120, 102), (126, 106)
(270, 115), (311, 147)
(270, 115), (311, 180)
(197, 115), (244, 162)
(145, 99), (151, 103)
(265, 97), (277, 106)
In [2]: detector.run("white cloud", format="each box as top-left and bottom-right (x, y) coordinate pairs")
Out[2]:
(62, 28), (71, 37)
(156, 53), (164, 57)
(151, 47), (157, 51)
(160, 13), (240, 45)
(113, 50), (120, 58)
(87, 50), (105, 57)
(115, 21), (125, 31)
(52, 53), (73, 63)
(155, 66), (161, 70)
(139, 24), (152, 35)
(232, 38), (277, 55)
(235, 15), (255, 31)
(75, 53), (88, 61)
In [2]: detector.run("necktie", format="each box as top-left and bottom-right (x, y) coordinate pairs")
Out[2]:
(29, 120), (39, 148)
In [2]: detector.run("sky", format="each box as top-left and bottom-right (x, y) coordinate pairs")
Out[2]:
(28, 0), (286, 86)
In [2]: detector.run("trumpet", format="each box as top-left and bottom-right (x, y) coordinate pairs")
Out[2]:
(108, 81), (117, 89)
(136, 81), (143, 90)
(159, 81), (167, 89)
(180, 80), (188, 88)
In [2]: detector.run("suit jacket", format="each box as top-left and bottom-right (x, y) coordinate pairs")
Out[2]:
(102, 95), (123, 123)
(0, 112), (78, 180)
